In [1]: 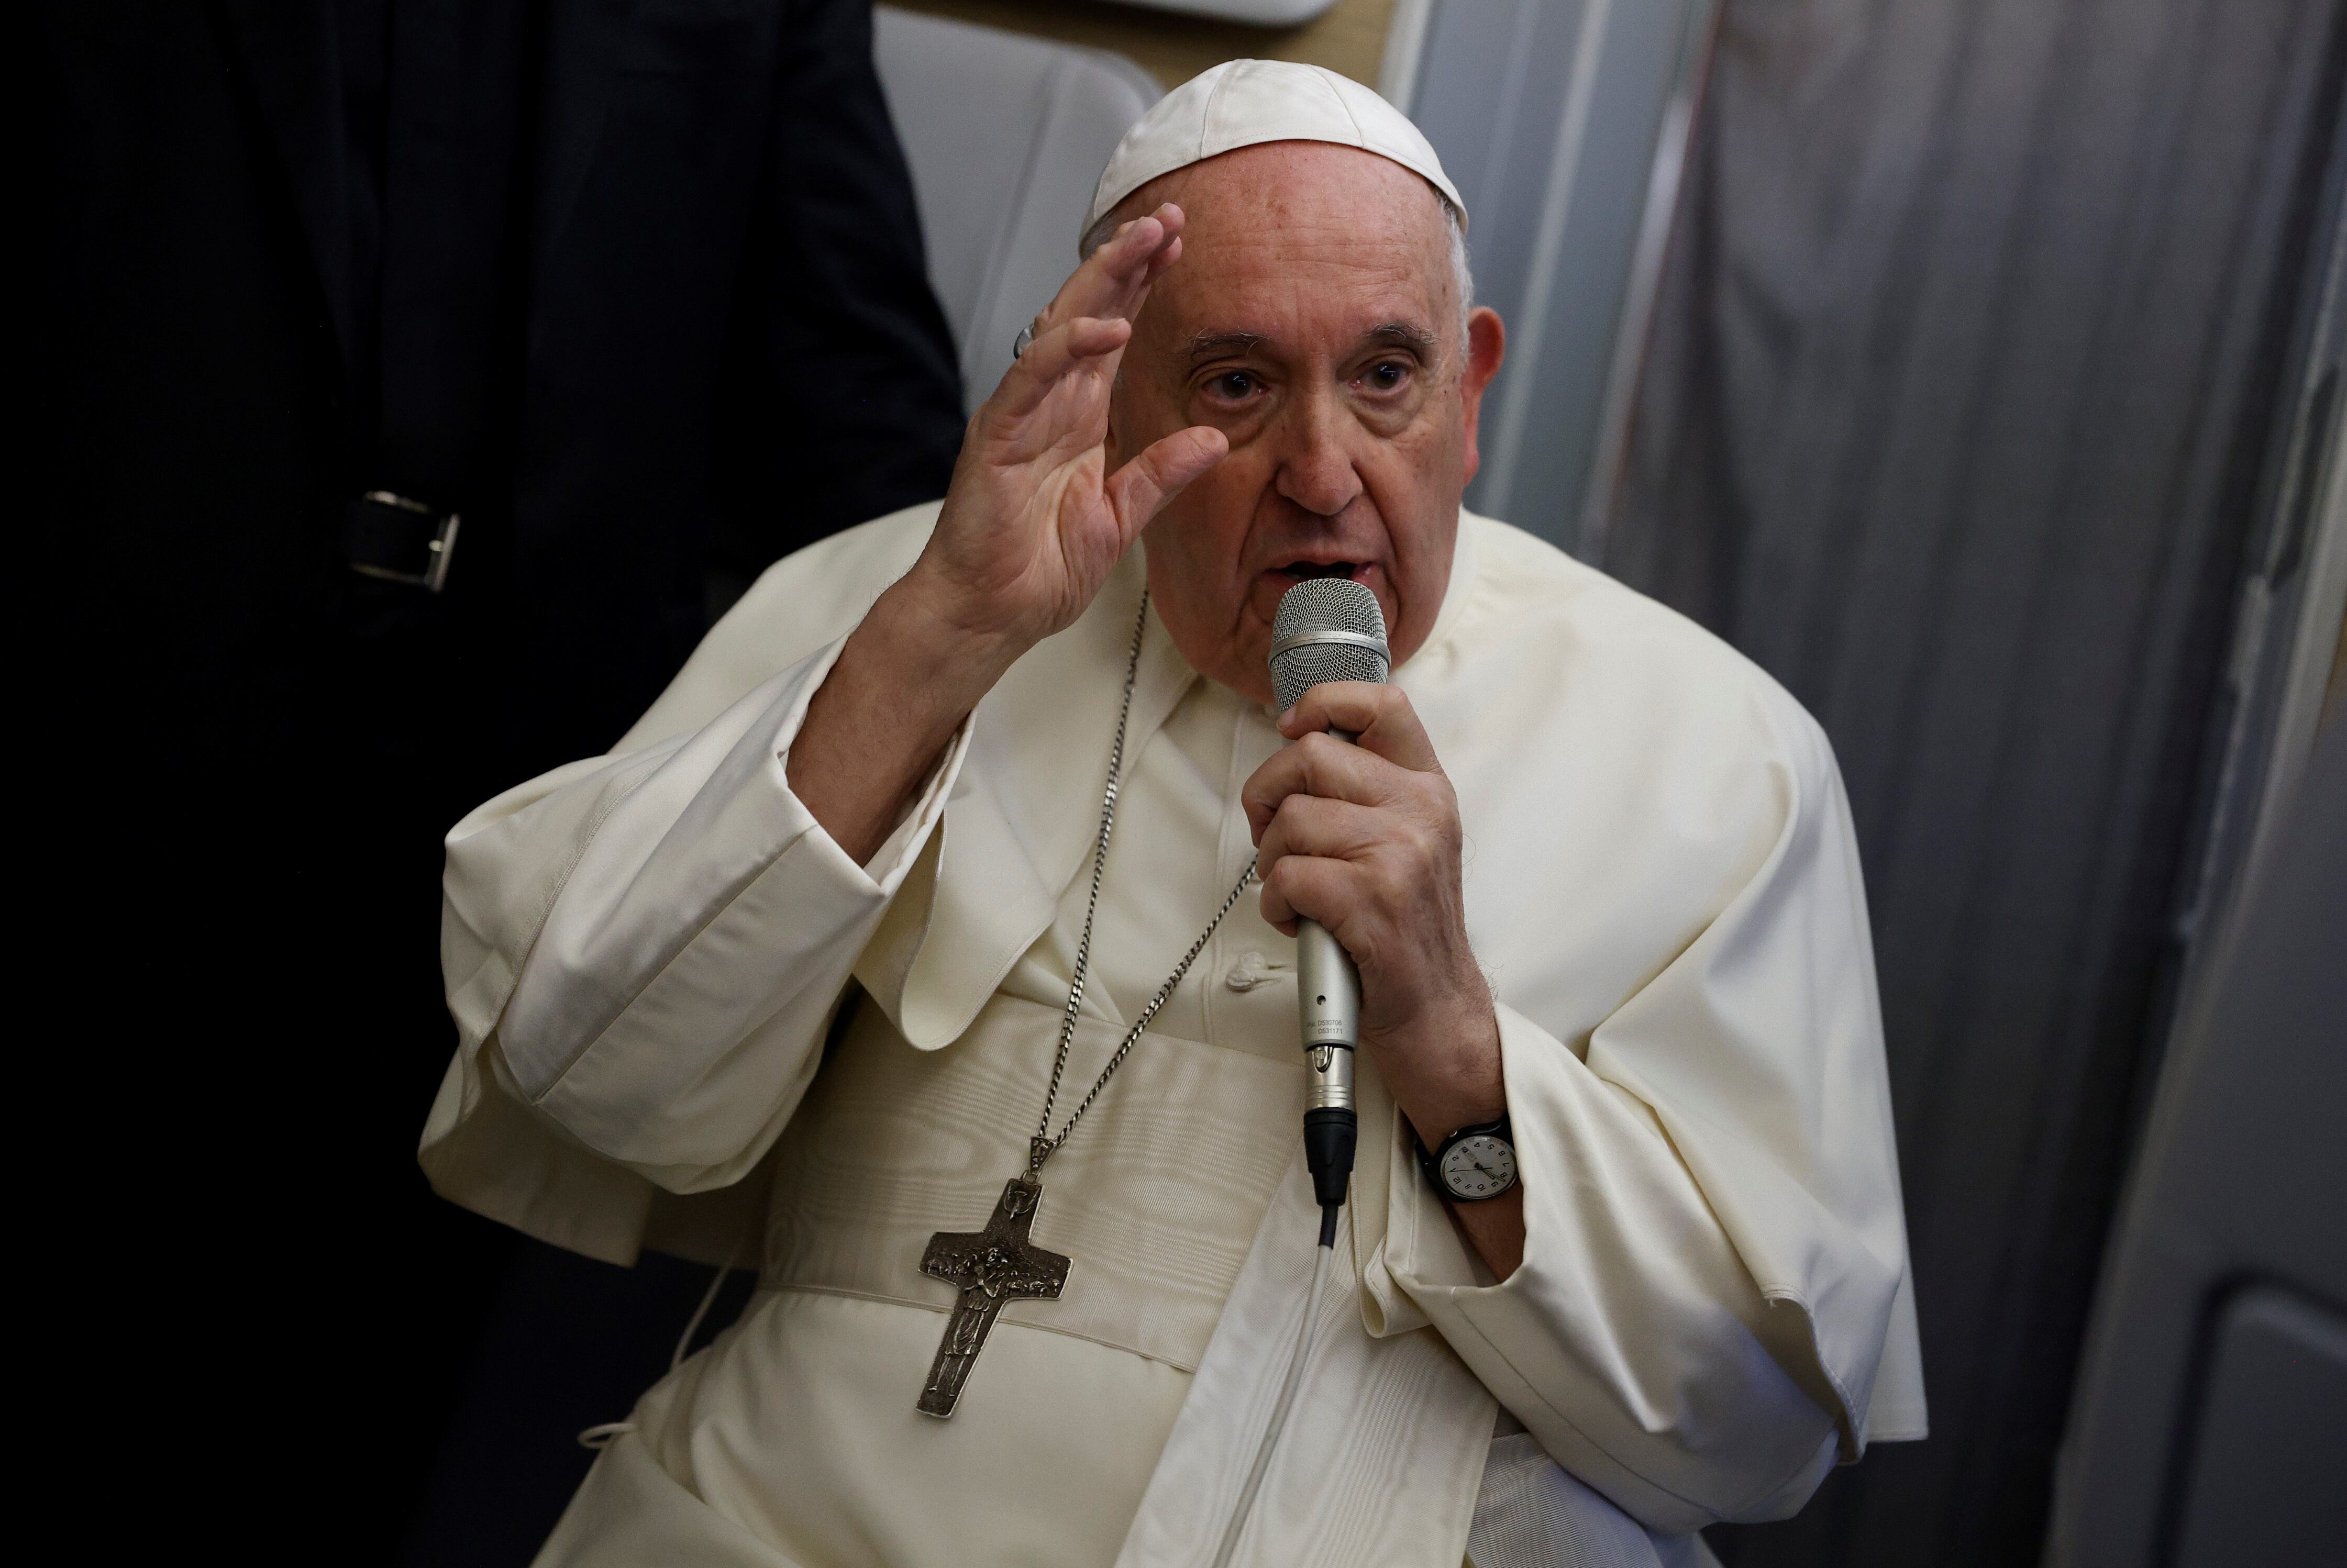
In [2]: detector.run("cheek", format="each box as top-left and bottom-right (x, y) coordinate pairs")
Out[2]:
(1145, 479), (1255, 607)
(1360, 422), (1458, 527)
(1359, 426), (1465, 626)
(1111, 369), (1189, 457)
(1159, 441), (1274, 553)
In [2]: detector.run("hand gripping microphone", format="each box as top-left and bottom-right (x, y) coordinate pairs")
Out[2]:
(1268, 578), (1390, 1248)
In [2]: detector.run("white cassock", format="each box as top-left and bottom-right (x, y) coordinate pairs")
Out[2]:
(421, 503), (1927, 1568)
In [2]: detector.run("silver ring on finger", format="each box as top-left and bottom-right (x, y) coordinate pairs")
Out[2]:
(1012, 323), (1036, 361)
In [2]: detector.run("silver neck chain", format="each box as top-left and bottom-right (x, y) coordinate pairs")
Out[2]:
(1028, 592), (1260, 1174)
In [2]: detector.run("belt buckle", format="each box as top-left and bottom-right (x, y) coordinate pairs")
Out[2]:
(347, 490), (461, 593)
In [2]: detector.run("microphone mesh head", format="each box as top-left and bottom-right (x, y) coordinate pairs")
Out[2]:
(1269, 578), (1391, 711)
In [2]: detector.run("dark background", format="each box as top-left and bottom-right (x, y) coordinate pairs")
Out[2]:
(34, 1), (960, 1556)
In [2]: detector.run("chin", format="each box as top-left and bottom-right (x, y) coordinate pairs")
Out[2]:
(1202, 627), (1279, 706)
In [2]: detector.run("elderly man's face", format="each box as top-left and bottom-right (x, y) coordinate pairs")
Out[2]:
(1106, 141), (1505, 705)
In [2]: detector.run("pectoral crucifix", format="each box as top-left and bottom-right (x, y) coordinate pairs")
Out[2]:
(916, 1174), (1071, 1417)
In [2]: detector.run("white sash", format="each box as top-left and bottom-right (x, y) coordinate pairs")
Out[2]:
(1114, 1149), (1494, 1568)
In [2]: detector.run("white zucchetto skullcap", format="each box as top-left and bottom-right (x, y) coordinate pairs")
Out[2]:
(1082, 60), (1467, 246)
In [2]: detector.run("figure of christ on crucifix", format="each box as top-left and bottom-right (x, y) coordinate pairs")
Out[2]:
(917, 1175), (1073, 1417)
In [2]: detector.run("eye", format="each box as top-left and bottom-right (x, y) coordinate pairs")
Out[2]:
(1207, 370), (1260, 400)
(1364, 360), (1410, 391)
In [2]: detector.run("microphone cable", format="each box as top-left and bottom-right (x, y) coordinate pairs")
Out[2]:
(1208, 1219), (1339, 1568)
(1213, 575), (1385, 1564)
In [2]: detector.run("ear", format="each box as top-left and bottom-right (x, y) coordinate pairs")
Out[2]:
(1458, 307), (1507, 485)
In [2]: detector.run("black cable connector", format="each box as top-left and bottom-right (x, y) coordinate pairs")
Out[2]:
(1302, 1105), (1356, 1250)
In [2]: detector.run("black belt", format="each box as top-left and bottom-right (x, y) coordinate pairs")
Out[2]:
(345, 490), (461, 593)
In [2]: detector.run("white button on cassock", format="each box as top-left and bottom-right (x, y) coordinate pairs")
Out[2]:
(1224, 951), (1289, 992)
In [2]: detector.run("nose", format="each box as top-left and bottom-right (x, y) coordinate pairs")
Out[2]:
(1271, 385), (1364, 518)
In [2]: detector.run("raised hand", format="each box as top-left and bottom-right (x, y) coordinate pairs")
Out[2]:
(907, 206), (1229, 649)
(788, 207), (1225, 865)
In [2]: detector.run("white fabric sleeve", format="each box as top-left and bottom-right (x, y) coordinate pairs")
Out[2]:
(448, 634), (969, 1194)
(1376, 694), (1905, 1535)
(1381, 1004), (1840, 1534)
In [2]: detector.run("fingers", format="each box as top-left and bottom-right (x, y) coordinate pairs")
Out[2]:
(988, 315), (1132, 425)
(973, 205), (1187, 463)
(1243, 731), (1390, 841)
(1255, 790), (1379, 936)
(1256, 793), (1385, 897)
(1257, 850), (1361, 936)
(1278, 683), (1443, 773)
(1141, 233), (1182, 286)
(1243, 722), (1451, 843)
(1093, 206), (1186, 293)
(1255, 787), (1446, 909)
(1252, 786), (1466, 966)
(1105, 426), (1228, 538)
(1042, 205), (1185, 336)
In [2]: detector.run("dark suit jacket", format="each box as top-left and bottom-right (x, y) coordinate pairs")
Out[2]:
(35, 6), (963, 1549)
(43, 0), (964, 772)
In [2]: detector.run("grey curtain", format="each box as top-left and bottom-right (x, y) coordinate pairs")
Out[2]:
(1601, 1), (2346, 1564)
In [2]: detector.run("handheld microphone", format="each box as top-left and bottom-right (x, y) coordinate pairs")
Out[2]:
(1268, 578), (1390, 1248)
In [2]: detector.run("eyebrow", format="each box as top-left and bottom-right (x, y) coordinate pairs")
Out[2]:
(1184, 322), (1438, 364)
(1186, 330), (1268, 364)
(1363, 320), (1437, 353)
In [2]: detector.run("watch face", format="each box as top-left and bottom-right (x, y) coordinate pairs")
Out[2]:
(1440, 1134), (1517, 1199)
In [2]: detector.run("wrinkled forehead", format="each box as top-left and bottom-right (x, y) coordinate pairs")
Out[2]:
(1125, 143), (1458, 343)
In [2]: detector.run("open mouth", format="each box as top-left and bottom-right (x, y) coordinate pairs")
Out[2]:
(1271, 561), (1365, 584)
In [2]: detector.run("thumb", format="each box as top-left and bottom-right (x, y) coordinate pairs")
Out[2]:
(1104, 426), (1229, 541)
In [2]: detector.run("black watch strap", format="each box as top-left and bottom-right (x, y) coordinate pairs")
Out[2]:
(1417, 1115), (1517, 1201)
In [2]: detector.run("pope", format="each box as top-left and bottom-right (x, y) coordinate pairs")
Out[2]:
(421, 60), (1925, 1568)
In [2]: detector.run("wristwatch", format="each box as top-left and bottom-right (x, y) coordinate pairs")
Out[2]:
(1418, 1116), (1519, 1202)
